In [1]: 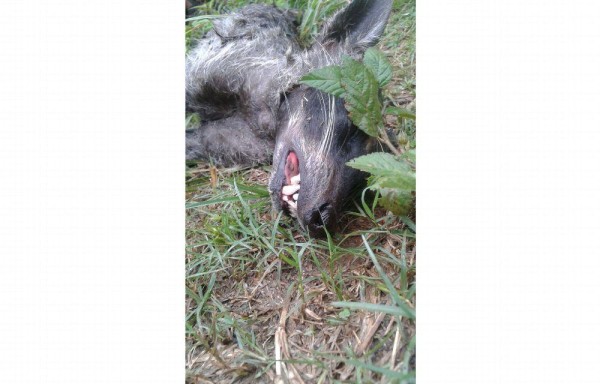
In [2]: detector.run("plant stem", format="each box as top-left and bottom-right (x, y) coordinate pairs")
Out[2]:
(379, 128), (403, 156)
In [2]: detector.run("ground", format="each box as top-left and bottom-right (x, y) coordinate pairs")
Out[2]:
(185, 0), (416, 382)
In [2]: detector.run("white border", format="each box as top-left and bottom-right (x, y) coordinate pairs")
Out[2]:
(419, 0), (600, 382)
(1, 1), (185, 382)
(2, 0), (600, 382)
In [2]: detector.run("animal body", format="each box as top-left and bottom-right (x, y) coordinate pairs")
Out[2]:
(186, 0), (393, 236)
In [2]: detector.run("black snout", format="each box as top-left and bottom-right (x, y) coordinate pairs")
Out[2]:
(305, 203), (335, 237)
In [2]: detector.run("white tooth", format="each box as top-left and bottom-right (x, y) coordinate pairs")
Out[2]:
(282, 184), (300, 195)
(291, 174), (301, 185)
(282, 195), (289, 201)
(288, 200), (297, 209)
(293, 193), (298, 201)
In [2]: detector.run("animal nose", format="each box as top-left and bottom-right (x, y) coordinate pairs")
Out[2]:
(305, 203), (334, 236)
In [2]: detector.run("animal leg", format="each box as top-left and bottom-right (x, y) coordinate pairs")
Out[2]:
(186, 116), (274, 166)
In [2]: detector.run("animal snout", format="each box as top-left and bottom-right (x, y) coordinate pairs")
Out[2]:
(304, 203), (335, 237)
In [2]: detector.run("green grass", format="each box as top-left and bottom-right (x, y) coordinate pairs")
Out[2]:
(186, 0), (416, 382)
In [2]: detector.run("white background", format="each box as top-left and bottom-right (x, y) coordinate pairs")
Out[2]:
(1, 0), (599, 382)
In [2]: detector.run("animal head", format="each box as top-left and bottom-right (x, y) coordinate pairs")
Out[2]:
(269, 0), (392, 237)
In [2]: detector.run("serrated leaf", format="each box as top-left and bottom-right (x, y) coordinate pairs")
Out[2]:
(339, 58), (382, 137)
(347, 152), (414, 179)
(371, 173), (415, 191)
(347, 153), (416, 214)
(377, 187), (414, 216)
(363, 48), (393, 87)
(299, 66), (345, 97)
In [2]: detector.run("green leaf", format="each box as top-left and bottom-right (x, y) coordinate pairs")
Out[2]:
(347, 153), (414, 182)
(339, 58), (382, 137)
(299, 66), (345, 97)
(371, 174), (415, 191)
(332, 301), (415, 319)
(363, 48), (393, 87)
(385, 106), (416, 120)
(300, 56), (385, 137)
(347, 153), (415, 215)
(378, 187), (414, 216)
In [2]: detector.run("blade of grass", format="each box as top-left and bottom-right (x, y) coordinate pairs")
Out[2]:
(362, 235), (407, 310)
(331, 301), (412, 318)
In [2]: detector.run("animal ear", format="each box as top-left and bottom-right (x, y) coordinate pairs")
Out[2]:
(320, 0), (393, 51)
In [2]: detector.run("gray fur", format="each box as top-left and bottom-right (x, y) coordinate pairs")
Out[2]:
(185, 5), (300, 165)
(186, 0), (393, 235)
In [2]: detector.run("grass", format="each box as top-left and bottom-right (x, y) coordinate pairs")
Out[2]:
(185, 0), (416, 382)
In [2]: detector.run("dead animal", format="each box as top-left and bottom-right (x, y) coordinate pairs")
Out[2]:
(186, 0), (393, 236)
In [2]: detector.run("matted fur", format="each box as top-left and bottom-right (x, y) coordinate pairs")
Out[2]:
(186, 5), (300, 164)
(186, 0), (393, 235)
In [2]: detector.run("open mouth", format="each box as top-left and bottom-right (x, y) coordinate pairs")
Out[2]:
(281, 151), (300, 217)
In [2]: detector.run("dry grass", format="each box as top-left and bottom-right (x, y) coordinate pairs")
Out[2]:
(185, 1), (416, 382)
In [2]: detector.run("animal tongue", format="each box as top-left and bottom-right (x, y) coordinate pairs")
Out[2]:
(284, 151), (299, 185)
